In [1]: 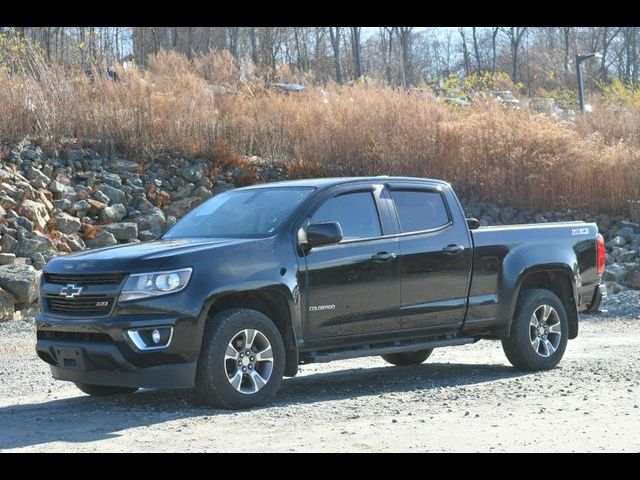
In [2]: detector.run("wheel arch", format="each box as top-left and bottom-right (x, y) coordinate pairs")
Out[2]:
(509, 268), (579, 339)
(199, 286), (299, 376)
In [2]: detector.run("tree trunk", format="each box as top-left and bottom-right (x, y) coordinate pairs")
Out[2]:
(472, 27), (482, 71)
(329, 27), (342, 84)
(351, 27), (362, 79)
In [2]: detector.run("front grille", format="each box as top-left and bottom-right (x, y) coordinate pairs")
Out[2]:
(37, 330), (113, 343)
(45, 295), (115, 317)
(44, 273), (126, 285)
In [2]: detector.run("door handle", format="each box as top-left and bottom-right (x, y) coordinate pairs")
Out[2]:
(372, 251), (397, 262)
(442, 244), (464, 255)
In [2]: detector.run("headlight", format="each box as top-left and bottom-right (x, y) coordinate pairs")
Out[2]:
(119, 268), (193, 301)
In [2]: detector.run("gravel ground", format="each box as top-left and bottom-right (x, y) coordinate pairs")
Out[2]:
(1, 292), (639, 453)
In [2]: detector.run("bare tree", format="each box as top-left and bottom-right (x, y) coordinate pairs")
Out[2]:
(351, 27), (362, 79)
(328, 27), (342, 83)
(502, 27), (528, 83)
(394, 27), (413, 87)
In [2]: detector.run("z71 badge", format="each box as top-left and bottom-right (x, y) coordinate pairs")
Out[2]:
(571, 227), (590, 236)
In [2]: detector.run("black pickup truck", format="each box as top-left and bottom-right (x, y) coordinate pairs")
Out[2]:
(36, 177), (606, 408)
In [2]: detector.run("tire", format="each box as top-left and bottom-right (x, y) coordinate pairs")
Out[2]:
(75, 383), (138, 397)
(502, 288), (569, 371)
(381, 349), (433, 366)
(196, 308), (285, 409)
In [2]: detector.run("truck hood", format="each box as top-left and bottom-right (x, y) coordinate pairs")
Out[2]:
(45, 237), (259, 274)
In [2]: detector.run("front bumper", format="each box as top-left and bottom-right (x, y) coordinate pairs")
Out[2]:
(36, 312), (202, 389)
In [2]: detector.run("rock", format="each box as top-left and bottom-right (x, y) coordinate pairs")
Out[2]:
(14, 216), (34, 232)
(617, 250), (637, 263)
(52, 198), (71, 212)
(21, 148), (39, 161)
(193, 185), (213, 199)
(138, 207), (166, 231)
(212, 181), (235, 195)
(606, 236), (626, 248)
(100, 203), (127, 223)
(0, 287), (17, 322)
(104, 222), (138, 241)
(106, 158), (140, 173)
(164, 198), (195, 218)
(19, 199), (50, 231)
(597, 215), (612, 232)
(138, 230), (158, 241)
(49, 179), (72, 195)
(0, 263), (40, 304)
(54, 212), (82, 234)
(101, 172), (122, 188)
(605, 281), (623, 294)
(131, 196), (153, 212)
(70, 200), (90, 216)
(15, 234), (56, 258)
(617, 227), (636, 243)
(25, 167), (50, 189)
(31, 252), (46, 270)
(93, 190), (111, 205)
(627, 270), (640, 290)
(86, 198), (107, 215)
(0, 234), (18, 253)
(66, 148), (88, 162)
(0, 253), (15, 265)
(85, 231), (118, 249)
(619, 220), (640, 234)
(63, 234), (85, 252)
(173, 183), (195, 200)
(603, 263), (626, 283)
(98, 184), (126, 205)
(180, 163), (206, 183)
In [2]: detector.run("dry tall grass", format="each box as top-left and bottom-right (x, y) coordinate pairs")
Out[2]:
(0, 50), (639, 215)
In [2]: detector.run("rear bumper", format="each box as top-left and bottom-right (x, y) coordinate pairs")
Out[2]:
(585, 284), (607, 313)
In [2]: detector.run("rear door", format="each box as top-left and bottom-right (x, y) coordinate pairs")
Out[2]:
(301, 184), (402, 339)
(386, 183), (472, 332)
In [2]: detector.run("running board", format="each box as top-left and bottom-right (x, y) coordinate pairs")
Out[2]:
(303, 337), (475, 364)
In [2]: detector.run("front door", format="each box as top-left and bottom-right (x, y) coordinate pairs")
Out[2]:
(302, 188), (401, 339)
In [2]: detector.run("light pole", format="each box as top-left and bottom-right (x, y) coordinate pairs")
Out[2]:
(576, 52), (602, 113)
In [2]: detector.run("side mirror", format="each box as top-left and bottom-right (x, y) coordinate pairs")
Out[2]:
(466, 217), (480, 230)
(304, 222), (343, 248)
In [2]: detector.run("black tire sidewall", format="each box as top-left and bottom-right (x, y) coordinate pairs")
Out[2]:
(504, 289), (569, 370)
(197, 309), (285, 409)
(381, 349), (433, 366)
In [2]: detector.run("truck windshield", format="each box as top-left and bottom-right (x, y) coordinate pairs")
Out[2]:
(162, 186), (315, 239)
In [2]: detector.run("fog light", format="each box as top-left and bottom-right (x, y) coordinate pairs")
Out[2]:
(126, 326), (173, 351)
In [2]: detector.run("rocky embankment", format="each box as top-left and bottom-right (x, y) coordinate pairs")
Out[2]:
(0, 139), (638, 321)
(0, 140), (285, 321)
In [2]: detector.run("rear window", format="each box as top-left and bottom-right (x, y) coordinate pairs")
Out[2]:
(390, 190), (450, 233)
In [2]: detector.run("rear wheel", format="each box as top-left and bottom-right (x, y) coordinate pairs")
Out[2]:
(381, 349), (433, 366)
(502, 289), (568, 371)
(75, 383), (138, 397)
(196, 308), (285, 409)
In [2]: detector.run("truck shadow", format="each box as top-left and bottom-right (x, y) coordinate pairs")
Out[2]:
(0, 362), (530, 450)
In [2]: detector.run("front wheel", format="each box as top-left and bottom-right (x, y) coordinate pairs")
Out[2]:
(75, 383), (138, 397)
(196, 308), (285, 409)
(502, 289), (569, 371)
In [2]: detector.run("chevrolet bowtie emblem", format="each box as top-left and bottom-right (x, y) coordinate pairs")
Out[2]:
(60, 284), (83, 298)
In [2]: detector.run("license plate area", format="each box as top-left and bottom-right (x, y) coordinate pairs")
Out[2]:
(54, 346), (86, 370)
